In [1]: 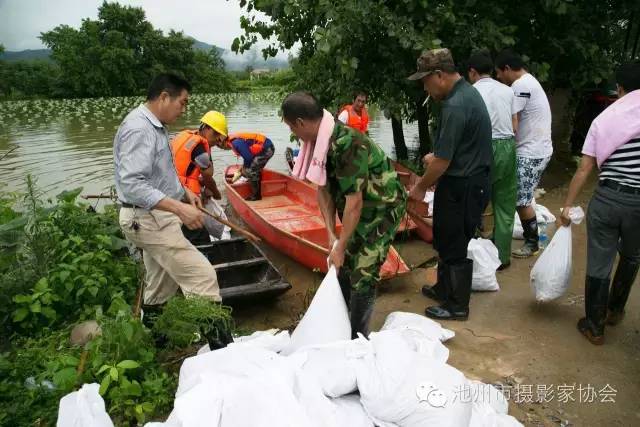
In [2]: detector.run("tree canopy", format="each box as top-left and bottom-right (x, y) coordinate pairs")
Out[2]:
(30, 1), (231, 98)
(233, 0), (638, 157)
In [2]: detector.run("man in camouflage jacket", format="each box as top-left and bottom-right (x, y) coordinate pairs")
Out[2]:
(281, 91), (407, 338)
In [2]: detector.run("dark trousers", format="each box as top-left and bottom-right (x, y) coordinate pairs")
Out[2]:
(586, 183), (640, 279)
(433, 172), (489, 264)
(181, 225), (211, 246)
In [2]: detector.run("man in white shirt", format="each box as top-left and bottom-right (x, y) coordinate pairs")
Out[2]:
(467, 52), (517, 269)
(495, 50), (553, 258)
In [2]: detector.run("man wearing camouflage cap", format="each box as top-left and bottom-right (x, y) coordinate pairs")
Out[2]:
(408, 48), (492, 321)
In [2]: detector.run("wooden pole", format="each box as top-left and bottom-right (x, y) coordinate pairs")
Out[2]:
(198, 206), (261, 243)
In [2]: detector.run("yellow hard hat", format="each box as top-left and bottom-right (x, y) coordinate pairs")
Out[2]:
(200, 111), (228, 137)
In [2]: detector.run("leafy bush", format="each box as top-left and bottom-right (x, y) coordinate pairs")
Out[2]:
(153, 296), (234, 349)
(0, 179), (183, 425)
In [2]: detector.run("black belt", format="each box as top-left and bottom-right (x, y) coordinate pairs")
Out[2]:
(601, 179), (640, 195)
(119, 202), (142, 209)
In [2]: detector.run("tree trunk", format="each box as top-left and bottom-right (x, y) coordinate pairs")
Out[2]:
(416, 98), (431, 158)
(391, 115), (408, 160)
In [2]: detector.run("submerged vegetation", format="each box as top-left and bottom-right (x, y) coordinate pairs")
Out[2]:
(0, 179), (235, 425)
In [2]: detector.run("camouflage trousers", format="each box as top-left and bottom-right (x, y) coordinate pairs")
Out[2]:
(243, 146), (275, 182)
(337, 199), (407, 299)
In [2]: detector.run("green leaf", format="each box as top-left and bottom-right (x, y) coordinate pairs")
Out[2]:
(99, 374), (111, 395)
(12, 308), (29, 322)
(56, 187), (83, 203)
(123, 322), (134, 341)
(97, 364), (111, 375)
(61, 355), (80, 367)
(116, 360), (140, 370)
(29, 301), (42, 313)
(141, 401), (154, 412)
(109, 367), (118, 381)
(53, 367), (78, 389)
(35, 277), (49, 292)
(13, 295), (32, 304)
(41, 307), (57, 320)
(124, 380), (142, 396)
(59, 270), (71, 282)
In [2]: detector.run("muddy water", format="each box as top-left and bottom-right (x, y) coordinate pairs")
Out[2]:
(0, 93), (419, 198)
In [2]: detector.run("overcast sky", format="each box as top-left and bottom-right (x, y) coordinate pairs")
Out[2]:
(0, 0), (262, 52)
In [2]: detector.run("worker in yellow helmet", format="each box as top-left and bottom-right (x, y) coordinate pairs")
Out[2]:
(171, 111), (230, 244)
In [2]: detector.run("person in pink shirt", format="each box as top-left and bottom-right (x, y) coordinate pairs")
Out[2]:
(558, 61), (640, 345)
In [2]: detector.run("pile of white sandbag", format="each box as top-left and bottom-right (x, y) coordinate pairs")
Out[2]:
(57, 268), (522, 427)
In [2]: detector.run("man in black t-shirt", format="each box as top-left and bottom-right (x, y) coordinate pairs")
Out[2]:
(408, 48), (492, 321)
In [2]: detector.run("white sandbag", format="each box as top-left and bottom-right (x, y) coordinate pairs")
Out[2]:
(468, 239), (501, 291)
(380, 311), (455, 342)
(296, 337), (371, 398)
(530, 207), (584, 302)
(176, 346), (296, 397)
(168, 347), (310, 427)
(512, 199), (557, 239)
(282, 266), (350, 355)
(356, 331), (472, 427)
(468, 381), (522, 427)
(233, 329), (291, 352)
(197, 329), (291, 355)
(57, 383), (114, 427)
(331, 394), (375, 427)
(203, 199), (231, 240)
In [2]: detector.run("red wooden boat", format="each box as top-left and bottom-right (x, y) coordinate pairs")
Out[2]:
(391, 161), (434, 243)
(224, 165), (410, 279)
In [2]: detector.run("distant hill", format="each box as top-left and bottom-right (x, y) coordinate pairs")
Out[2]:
(1, 39), (289, 70)
(190, 39), (225, 54)
(0, 49), (52, 62)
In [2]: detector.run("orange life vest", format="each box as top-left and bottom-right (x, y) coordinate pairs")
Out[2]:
(341, 104), (369, 133)
(170, 130), (210, 195)
(227, 132), (268, 156)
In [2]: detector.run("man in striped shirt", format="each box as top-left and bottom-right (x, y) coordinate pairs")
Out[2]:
(558, 61), (640, 345)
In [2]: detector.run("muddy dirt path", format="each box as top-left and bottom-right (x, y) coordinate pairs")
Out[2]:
(231, 163), (639, 426)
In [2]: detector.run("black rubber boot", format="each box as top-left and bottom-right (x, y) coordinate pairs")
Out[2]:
(202, 316), (234, 350)
(606, 257), (639, 326)
(337, 268), (352, 308)
(512, 217), (539, 258)
(425, 259), (472, 321)
(142, 304), (165, 330)
(246, 179), (261, 201)
(577, 276), (610, 345)
(349, 288), (376, 339)
(422, 262), (448, 303)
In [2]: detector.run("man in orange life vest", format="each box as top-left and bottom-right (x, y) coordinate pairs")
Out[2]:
(221, 132), (275, 201)
(338, 91), (369, 133)
(171, 110), (228, 243)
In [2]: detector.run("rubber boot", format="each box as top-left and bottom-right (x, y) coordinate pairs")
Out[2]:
(349, 288), (376, 339)
(577, 276), (610, 345)
(425, 259), (472, 321)
(141, 304), (165, 330)
(512, 217), (539, 258)
(246, 179), (261, 201)
(337, 268), (352, 309)
(202, 316), (234, 350)
(606, 257), (639, 326)
(422, 261), (448, 303)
